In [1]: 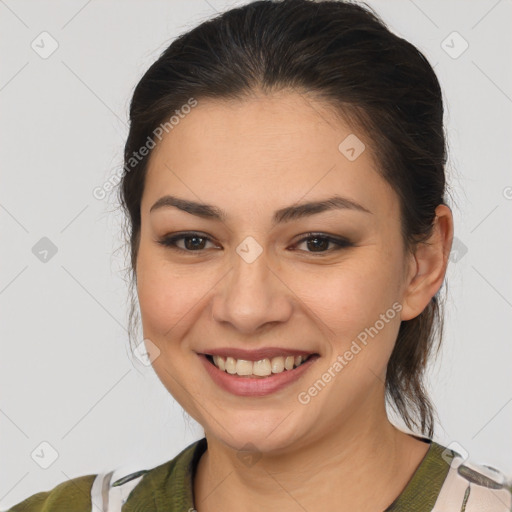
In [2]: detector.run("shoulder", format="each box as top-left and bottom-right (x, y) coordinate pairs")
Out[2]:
(5, 474), (97, 512)
(5, 438), (206, 512)
(431, 442), (512, 512)
(4, 465), (172, 512)
(118, 437), (206, 511)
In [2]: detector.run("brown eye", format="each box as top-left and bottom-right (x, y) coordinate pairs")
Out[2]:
(157, 232), (219, 253)
(293, 233), (353, 254)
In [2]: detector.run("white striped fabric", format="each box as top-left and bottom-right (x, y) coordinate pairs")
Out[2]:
(90, 470), (145, 512)
(431, 455), (512, 511)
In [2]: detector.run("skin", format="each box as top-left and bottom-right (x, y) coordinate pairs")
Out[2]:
(135, 90), (454, 512)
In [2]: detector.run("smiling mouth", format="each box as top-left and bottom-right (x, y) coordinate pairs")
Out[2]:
(204, 353), (318, 378)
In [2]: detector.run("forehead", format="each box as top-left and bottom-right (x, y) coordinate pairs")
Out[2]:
(149, 91), (360, 168)
(143, 91), (398, 220)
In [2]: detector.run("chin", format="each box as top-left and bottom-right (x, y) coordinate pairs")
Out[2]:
(204, 412), (310, 455)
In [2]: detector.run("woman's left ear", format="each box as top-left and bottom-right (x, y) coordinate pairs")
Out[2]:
(400, 204), (454, 321)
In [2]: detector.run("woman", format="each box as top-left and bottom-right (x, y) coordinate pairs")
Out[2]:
(7, 0), (511, 511)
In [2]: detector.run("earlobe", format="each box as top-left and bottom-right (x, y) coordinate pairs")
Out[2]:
(400, 205), (454, 321)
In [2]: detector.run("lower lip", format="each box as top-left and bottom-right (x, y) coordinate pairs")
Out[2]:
(198, 354), (319, 397)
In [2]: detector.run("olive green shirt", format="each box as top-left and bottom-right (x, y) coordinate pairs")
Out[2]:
(6, 438), (512, 511)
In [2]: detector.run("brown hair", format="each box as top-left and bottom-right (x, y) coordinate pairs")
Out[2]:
(119, 0), (450, 438)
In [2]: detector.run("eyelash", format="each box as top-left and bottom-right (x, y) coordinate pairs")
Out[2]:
(156, 231), (354, 256)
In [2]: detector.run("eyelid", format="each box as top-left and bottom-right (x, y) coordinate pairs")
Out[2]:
(156, 231), (353, 255)
(156, 231), (220, 253)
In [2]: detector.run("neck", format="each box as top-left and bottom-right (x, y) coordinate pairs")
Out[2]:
(193, 397), (429, 512)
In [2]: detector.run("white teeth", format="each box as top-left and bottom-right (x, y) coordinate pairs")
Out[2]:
(271, 356), (285, 373)
(235, 359), (253, 376)
(209, 354), (312, 376)
(225, 356), (237, 374)
(213, 355), (225, 371)
(253, 359), (272, 376)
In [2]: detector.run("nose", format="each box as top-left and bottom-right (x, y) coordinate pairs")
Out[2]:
(211, 245), (293, 335)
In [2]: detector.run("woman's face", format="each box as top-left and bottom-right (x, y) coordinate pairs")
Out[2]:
(136, 91), (418, 453)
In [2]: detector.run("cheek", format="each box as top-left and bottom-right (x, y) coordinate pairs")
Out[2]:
(295, 256), (402, 336)
(136, 249), (204, 336)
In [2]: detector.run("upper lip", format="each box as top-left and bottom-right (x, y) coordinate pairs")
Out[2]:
(199, 347), (317, 361)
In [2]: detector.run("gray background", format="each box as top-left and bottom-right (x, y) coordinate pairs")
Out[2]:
(1, 0), (511, 507)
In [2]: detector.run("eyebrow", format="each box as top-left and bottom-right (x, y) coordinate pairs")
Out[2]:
(149, 194), (372, 224)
